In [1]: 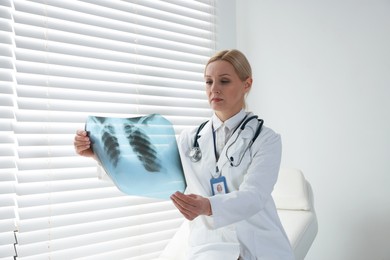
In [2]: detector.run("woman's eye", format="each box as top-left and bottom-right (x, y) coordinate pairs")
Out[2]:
(221, 80), (230, 84)
(205, 80), (212, 85)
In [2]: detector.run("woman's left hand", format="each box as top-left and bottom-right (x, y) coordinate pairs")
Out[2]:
(170, 191), (212, 221)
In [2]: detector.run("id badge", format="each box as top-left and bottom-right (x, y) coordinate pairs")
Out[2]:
(210, 176), (228, 195)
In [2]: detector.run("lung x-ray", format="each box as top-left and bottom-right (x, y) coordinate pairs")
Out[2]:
(85, 114), (186, 199)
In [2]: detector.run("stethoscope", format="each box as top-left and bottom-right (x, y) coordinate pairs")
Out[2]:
(188, 115), (264, 167)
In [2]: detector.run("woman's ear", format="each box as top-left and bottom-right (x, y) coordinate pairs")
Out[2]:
(244, 77), (253, 93)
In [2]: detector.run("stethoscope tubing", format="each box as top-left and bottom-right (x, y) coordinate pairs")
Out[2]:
(226, 117), (263, 167)
(189, 116), (263, 166)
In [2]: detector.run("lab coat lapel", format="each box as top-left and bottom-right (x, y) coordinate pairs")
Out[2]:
(197, 122), (217, 177)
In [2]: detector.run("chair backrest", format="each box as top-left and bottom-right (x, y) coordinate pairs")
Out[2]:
(272, 168), (312, 211)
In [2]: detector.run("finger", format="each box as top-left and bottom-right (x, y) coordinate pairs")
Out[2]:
(171, 199), (196, 220)
(172, 196), (202, 219)
(74, 132), (90, 145)
(171, 193), (196, 210)
(74, 139), (90, 150)
(75, 144), (90, 152)
(171, 194), (196, 213)
(171, 198), (187, 213)
(76, 130), (87, 136)
(73, 138), (91, 153)
(171, 193), (187, 209)
(173, 192), (197, 205)
(74, 134), (90, 142)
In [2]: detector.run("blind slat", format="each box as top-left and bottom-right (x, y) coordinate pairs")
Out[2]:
(15, 76), (206, 94)
(17, 213), (182, 239)
(15, 99), (211, 118)
(14, 34), (210, 65)
(16, 230), (175, 259)
(16, 85), (207, 102)
(15, 39), (205, 72)
(13, 9), (213, 48)
(17, 0), (214, 32)
(14, 24), (212, 57)
(15, 50), (204, 81)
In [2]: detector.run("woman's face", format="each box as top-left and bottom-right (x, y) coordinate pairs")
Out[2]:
(205, 60), (252, 121)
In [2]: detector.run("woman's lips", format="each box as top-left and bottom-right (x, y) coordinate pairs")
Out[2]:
(211, 97), (223, 102)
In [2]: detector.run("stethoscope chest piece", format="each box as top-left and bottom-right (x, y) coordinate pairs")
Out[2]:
(189, 147), (202, 162)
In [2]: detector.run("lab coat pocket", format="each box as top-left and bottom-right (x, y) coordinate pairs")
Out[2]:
(188, 219), (240, 260)
(189, 220), (238, 246)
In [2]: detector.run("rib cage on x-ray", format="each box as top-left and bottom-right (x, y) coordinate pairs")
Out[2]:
(123, 124), (161, 172)
(92, 115), (162, 172)
(101, 124), (120, 167)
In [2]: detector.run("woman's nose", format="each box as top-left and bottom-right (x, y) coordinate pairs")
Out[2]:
(210, 83), (221, 93)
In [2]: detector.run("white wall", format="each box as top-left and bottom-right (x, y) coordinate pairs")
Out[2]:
(236, 1), (390, 259)
(215, 0), (237, 50)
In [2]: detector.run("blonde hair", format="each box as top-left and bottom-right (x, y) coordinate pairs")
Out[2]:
(205, 49), (252, 81)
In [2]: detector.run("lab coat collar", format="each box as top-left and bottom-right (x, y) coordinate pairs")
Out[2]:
(211, 109), (247, 132)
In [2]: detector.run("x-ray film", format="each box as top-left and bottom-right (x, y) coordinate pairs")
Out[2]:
(85, 114), (186, 200)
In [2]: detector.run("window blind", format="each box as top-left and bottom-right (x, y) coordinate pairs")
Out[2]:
(3, 0), (216, 259)
(0, 0), (17, 259)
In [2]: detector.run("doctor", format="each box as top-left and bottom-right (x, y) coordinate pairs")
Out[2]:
(73, 49), (294, 259)
(168, 49), (294, 259)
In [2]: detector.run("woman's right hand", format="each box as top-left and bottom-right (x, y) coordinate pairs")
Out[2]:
(74, 130), (95, 158)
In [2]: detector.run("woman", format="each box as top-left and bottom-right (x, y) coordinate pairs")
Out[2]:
(74, 49), (294, 259)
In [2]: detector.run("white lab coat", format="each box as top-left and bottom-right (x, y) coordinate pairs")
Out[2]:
(161, 112), (294, 260)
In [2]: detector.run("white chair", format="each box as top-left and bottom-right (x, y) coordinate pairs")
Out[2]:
(272, 168), (318, 260)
